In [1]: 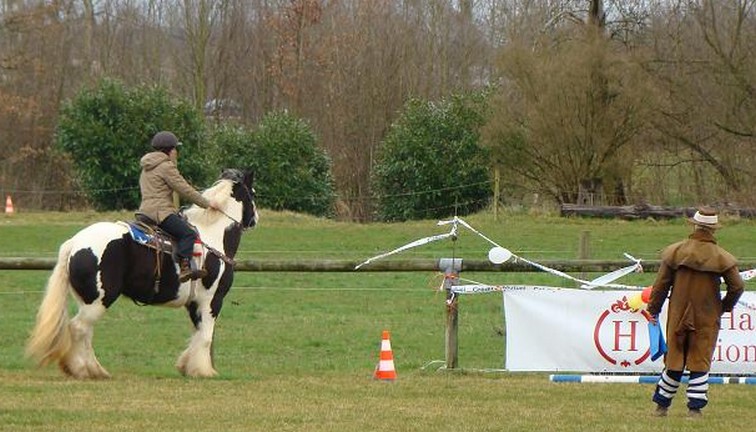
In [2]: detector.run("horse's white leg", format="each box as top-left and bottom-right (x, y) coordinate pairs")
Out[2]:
(60, 302), (110, 379)
(176, 299), (218, 378)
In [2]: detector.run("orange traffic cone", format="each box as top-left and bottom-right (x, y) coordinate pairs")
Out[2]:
(4, 195), (14, 214)
(374, 330), (397, 381)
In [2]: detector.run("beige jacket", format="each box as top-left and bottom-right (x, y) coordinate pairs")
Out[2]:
(138, 151), (210, 223)
(647, 229), (744, 371)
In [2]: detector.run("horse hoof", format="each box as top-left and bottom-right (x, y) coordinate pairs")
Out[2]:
(178, 365), (218, 378)
(59, 360), (111, 379)
(92, 369), (112, 380)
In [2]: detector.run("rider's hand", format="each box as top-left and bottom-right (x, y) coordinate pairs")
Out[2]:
(208, 198), (222, 210)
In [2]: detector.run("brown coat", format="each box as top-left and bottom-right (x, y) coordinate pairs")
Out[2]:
(647, 229), (744, 371)
(138, 151), (210, 223)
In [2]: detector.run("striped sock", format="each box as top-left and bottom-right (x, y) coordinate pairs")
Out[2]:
(653, 369), (683, 407)
(687, 371), (709, 410)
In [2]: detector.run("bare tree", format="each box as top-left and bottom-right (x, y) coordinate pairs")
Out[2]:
(266, 0), (323, 112)
(643, 0), (755, 204)
(483, 1), (655, 204)
(0, 0), (84, 209)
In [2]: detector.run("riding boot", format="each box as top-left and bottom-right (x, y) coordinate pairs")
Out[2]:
(179, 258), (206, 282)
(178, 259), (194, 283)
(191, 257), (208, 280)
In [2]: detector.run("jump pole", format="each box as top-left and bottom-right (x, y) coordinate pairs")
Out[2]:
(550, 375), (756, 385)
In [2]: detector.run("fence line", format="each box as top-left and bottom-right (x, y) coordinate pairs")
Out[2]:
(3, 257), (755, 272)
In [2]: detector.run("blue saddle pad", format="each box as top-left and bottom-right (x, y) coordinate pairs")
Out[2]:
(127, 223), (154, 246)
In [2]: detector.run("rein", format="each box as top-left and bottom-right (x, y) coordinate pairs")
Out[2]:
(214, 207), (243, 228)
(201, 241), (236, 267)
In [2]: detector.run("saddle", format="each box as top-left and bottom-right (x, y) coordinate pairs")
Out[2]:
(124, 212), (235, 271)
(129, 212), (178, 258)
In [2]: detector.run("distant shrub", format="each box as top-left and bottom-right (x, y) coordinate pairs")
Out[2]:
(214, 112), (335, 217)
(372, 92), (492, 221)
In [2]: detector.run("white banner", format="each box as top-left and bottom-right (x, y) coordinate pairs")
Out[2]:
(503, 287), (756, 374)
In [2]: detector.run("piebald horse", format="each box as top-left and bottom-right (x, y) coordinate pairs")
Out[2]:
(26, 168), (258, 378)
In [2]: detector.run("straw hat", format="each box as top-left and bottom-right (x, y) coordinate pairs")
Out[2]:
(688, 206), (720, 229)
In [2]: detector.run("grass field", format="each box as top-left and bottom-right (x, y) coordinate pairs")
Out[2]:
(1, 210), (754, 431)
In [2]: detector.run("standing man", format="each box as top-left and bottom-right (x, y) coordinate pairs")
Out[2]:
(139, 131), (216, 282)
(648, 207), (744, 419)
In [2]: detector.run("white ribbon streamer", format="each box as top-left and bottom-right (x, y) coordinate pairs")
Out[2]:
(354, 216), (751, 293)
(452, 217), (643, 289)
(354, 223), (458, 269)
(581, 255), (643, 290)
(453, 217), (501, 248)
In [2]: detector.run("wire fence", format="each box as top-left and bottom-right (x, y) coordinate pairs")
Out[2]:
(1, 180), (753, 220)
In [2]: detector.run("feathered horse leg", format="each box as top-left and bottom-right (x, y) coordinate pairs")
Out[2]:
(60, 303), (111, 379)
(176, 295), (219, 378)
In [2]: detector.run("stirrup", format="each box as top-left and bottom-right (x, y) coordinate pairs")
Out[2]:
(179, 269), (193, 283)
(179, 259), (206, 282)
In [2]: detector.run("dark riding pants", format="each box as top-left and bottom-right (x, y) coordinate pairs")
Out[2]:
(158, 214), (196, 260)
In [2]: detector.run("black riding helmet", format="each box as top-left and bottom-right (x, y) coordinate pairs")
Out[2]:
(150, 131), (183, 150)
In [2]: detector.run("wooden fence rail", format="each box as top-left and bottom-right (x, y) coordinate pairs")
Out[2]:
(560, 203), (756, 219)
(2, 257), (755, 272)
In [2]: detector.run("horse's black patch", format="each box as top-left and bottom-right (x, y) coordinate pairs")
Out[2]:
(229, 170), (257, 230)
(203, 253), (222, 287)
(210, 261), (235, 319)
(69, 248), (101, 305)
(100, 237), (139, 307)
(223, 224), (243, 258)
(186, 301), (201, 328)
(118, 237), (181, 304)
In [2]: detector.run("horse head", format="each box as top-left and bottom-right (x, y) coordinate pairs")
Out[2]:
(219, 168), (258, 230)
(189, 168), (258, 231)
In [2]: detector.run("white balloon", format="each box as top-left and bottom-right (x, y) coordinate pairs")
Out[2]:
(488, 246), (512, 264)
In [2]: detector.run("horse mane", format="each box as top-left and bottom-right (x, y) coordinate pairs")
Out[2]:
(184, 179), (234, 226)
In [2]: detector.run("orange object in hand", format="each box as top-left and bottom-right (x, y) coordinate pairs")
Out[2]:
(641, 286), (652, 303)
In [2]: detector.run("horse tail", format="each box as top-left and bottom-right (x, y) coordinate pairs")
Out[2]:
(26, 239), (75, 366)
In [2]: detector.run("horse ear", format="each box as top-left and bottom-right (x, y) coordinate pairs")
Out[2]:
(220, 168), (233, 180)
(244, 169), (254, 186)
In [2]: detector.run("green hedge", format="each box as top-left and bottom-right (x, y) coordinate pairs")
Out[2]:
(214, 112), (335, 217)
(372, 92), (492, 221)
